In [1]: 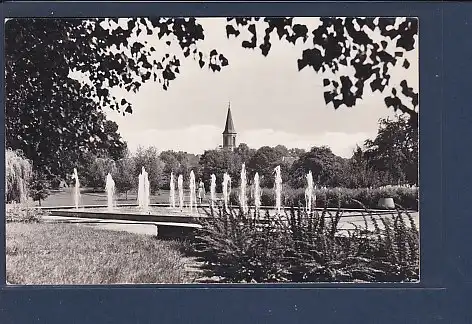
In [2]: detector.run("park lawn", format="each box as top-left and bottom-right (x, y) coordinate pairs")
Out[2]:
(36, 188), (177, 207)
(6, 222), (198, 285)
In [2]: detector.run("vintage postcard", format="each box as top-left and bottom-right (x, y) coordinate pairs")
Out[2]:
(5, 17), (419, 284)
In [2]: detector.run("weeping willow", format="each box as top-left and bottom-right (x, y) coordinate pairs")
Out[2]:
(6, 149), (33, 203)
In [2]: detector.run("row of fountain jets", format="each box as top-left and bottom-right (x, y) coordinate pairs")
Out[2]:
(72, 163), (317, 214)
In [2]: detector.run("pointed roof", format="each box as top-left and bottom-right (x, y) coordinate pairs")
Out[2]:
(223, 103), (236, 134)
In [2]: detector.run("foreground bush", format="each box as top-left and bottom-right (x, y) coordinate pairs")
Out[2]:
(194, 206), (419, 283)
(6, 204), (47, 223)
(229, 186), (418, 211)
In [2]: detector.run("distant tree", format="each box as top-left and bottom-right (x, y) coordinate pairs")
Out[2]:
(290, 146), (345, 188)
(247, 146), (284, 187)
(29, 171), (50, 206)
(85, 156), (117, 190)
(133, 146), (165, 194)
(158, 150), (202, 189)
(199, 149), (242, 191)
(160, 151), (181, 170)
(113, 156), (136, 200)
(364, 115), (418, 185)
(234, 143), (256, 165)
(279, 160), (294, 187)
(288, 148), (306, 158)
(274, 145), (289, 157)
(199, 150), (223, 190)
(181, 153), (202, 183)
(341, 145), (382, 188)
(159, 150), (181, 189)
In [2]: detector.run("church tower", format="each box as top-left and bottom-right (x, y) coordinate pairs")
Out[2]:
(222, 102), (237, 151)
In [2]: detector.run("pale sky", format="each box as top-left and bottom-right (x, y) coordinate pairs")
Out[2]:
(76, 17), (419, 158)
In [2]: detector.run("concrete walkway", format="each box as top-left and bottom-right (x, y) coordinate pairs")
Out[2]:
(43, 210), (419, 237)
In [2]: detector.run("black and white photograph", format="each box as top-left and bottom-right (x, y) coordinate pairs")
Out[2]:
(5, 17), (419, 284)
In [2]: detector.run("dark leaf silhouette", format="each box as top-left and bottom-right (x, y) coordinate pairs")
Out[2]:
(225, 17), (417, 115)
(226, 24), (240, 38)
(400, 80), (418, 107)
(260, 34), (272, 56)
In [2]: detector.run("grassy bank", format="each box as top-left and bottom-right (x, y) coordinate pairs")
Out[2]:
(6, 222), (196, 285)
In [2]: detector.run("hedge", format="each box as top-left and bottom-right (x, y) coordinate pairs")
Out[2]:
(228, 186), (418, 211)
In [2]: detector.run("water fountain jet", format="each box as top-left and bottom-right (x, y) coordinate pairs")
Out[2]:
(137, 167), (150, 212)
(178, 175), (184, 211)
(222, 173), (231, 211)
(239, 163), (248, 213)
(274, 165), (282, 214)
(253, 172), (261, 210)
(105, 173), (115, 212)
(210, 174), (216, 210)
(73, 168), (81, 210)
(189, 171), (197, 214)
(305, 171), (314, 213)
(169, 172), (176, 208)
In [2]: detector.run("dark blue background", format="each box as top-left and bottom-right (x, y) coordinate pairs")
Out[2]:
(0, 1), (470, 323)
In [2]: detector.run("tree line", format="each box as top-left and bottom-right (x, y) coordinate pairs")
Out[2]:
(77, 113), (418, 196)
(6, 113), (417, 204)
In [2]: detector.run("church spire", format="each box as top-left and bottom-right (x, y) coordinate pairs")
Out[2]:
(223, 102), (236, 134)
(222, 101), (237, 150)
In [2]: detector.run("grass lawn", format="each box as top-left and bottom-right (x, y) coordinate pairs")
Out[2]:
(36, 188), (173, 207)
(35, 188), (214, 207)
(6, 222), (199, 285)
